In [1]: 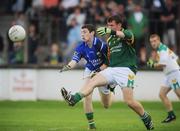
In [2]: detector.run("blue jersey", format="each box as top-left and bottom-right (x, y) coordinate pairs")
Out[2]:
(72, 37), (107, 71)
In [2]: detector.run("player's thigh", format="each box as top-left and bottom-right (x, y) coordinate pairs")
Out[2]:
(159, 86), (171, 96)
(121, 87), (134, 103)
(113, 67), (135, 88)
(174, 88), (180, 99)
(89, 72), (109, 87)
(80, 78), (91, 92)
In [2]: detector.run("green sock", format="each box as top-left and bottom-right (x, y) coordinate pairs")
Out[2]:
(73, 92), (84, 103)
(168, 110), (175, 117)
(85, 112), (96, 129)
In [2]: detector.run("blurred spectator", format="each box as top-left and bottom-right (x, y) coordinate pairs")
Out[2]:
(45, 43), (62, 65)
(61, 0), (79, 9)
(160, 0), (177, 52)
(0, 34), (4, 64)
(0, 34), (4, 53)
(65, 17), (81, 62)
(146, 0), (165, 36)
(139, 47), (147, 68)
(26, 5), (40, 28)
(113, 4), (127, 28)
(27, 24), (39, 64)
(126, 0), (135, 13)
(35, 45), (48, 65)
(12, 0), (25, 13)
(15, 12), (27, 28)
(9, 42), (24, 64)
(66, 6), (86, 26)
(128, 4), (148, 66)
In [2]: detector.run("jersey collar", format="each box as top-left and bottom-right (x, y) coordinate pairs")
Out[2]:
(85, 37), (97, 47)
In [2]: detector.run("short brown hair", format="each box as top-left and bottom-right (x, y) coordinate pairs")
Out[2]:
(81, 24), (95, 33)
(150, 34), (161, 40)
(107, 15), (123, 24)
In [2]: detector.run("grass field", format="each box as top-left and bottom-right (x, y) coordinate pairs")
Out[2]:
(0, 101), (179, 131)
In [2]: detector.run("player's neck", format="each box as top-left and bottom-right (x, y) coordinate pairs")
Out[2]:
(86, 37), (94, 48)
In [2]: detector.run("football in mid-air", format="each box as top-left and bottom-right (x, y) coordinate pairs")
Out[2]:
(8, 25), (26, 42)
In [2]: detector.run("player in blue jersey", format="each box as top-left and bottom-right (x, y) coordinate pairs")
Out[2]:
(60, 24), (113, 129)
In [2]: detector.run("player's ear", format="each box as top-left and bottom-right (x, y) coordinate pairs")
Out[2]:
(91, 31), (95, 36)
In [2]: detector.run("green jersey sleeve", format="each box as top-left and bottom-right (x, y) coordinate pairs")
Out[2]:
(122, 29), (134, 45)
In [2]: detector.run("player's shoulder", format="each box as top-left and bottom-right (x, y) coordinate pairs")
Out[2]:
(122, 28), (134, 36)
(74, 41), (86, 52)
(158, 43), (168, 52)
(95, 37), (107, 45)
(76, 41), (86, 48)
(94, 37), (103, 45)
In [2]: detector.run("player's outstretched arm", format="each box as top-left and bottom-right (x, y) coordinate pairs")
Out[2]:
(60, 60), (77, 72)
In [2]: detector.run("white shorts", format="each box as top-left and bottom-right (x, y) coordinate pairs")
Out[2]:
(84, 68), (110, 95)
(100, 67), (135, 88)
(162, 70), (180, 90)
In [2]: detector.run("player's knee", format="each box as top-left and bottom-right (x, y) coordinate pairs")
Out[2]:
(88, 79), (98, 88)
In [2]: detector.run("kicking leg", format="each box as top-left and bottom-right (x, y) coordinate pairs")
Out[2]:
(61, 73), (108, 106)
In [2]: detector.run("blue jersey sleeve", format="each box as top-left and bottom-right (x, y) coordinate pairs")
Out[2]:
(72, 44), (83, 63)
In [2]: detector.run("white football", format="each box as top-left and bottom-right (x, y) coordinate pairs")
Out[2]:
(8, 25), (26, 42)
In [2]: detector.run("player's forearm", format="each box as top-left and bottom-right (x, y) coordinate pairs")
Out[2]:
(68, 60), (77, 69)
(154, 63), (165, 69)
(115, 30), (125, 38)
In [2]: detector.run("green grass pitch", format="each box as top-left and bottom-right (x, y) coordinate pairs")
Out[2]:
(0, 101), (179, 131)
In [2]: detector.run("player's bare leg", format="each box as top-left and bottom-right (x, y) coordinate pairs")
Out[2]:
(159, 86), (172, 111)
(81, 79), (96, 129)
(174, 88), (180, 99)
(122, 88), (154, 130)
(61, 73), (108, 106)
(159, 86), (176, 123)
(99, 91), (113, 109)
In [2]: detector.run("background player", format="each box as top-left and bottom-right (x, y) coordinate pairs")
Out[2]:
(147, 34), (180, 123)
(61, 15), (154, 130)
(60, 24), (113, 129)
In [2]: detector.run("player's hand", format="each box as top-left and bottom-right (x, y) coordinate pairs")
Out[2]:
(89, 71), (98, 78)
(97, 27), (112, 36)
(147, 59), (155, 68)
(60, 65), (71, 72)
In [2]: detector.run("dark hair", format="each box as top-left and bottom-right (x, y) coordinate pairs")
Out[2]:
(81, 24), (95, 33)
(150, 34), (161, 40)
(107, 15), (123, 24)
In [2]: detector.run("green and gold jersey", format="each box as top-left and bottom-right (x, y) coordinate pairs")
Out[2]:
(107, 29), (137, 73)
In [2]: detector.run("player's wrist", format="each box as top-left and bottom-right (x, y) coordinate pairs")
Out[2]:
(110, 30), (116, 35)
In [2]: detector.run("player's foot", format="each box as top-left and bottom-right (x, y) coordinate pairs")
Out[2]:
(142, 114), (154, 130)
(60, 87), (76, 106)
(161, 115), (176, 123)
(88, 125), (96, 130)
